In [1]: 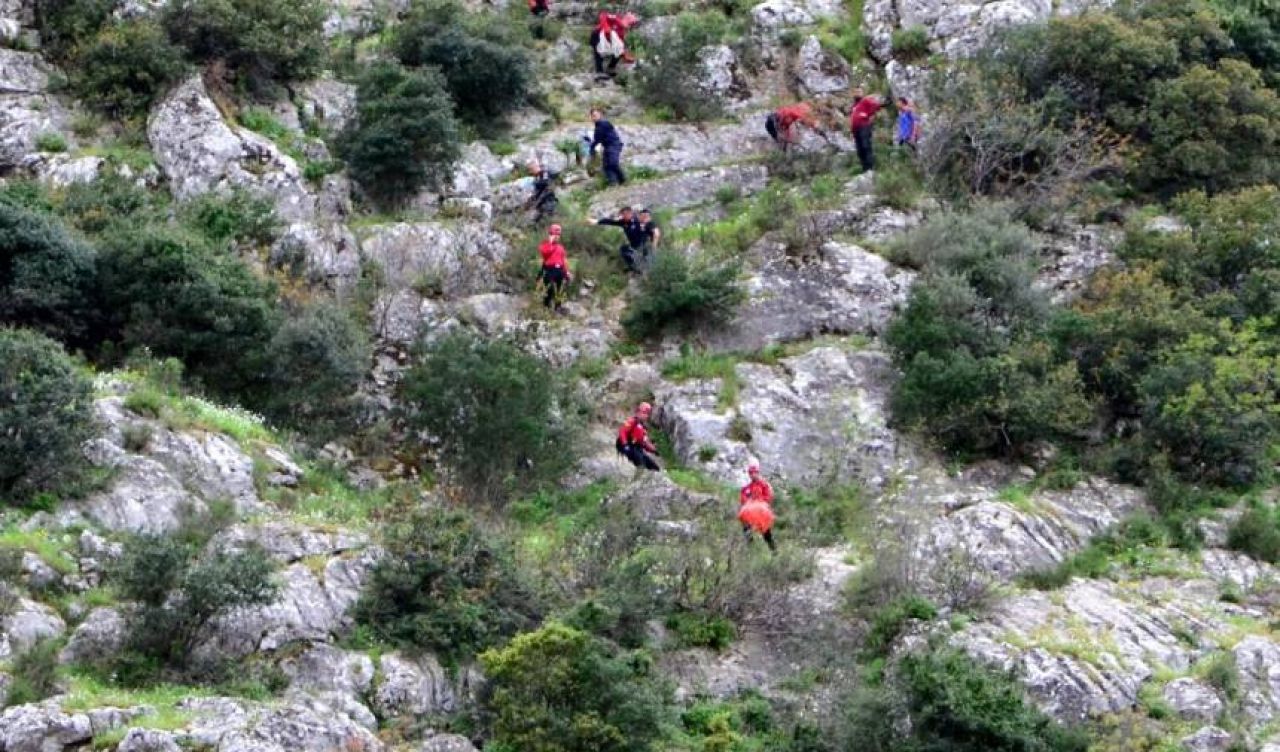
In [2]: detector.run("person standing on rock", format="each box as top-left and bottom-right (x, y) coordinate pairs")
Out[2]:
(526, 158), (559, 224)
(895, 96), (920, 153)
(592, 205), (648, 273)
(616, 402), (661, 471)
(538, 223), (571, 313)
(590, 13), (636, 80)
(849, 91), (886, 172)
(765, 102), (817, 153)
(590, 107), (627, 186)
(738, 462), (776, 552)
(636, 207), (661, 268)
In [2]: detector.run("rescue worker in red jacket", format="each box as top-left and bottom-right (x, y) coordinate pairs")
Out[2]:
(849, 91), (886, 172)
(616, 402), (660, 471)
(738, 462), (776, 551)
(765, 102), (817, 152)
(538, 224), (571, 312)
(528, 0), (549, 16)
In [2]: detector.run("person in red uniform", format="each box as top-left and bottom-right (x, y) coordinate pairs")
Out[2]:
(528, 0), (548, 16)
(616, 402), (660, 471)
(765, 102), (817, 152)
(849, 92), (886, 172)
(737, 462), (776, 551)
(538, 224), (571, 312)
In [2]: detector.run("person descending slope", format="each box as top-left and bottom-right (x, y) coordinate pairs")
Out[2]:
(538, 224), (571, 313)
(617, 402), (660, 471)
(590, 12), (637, 80)
(849, 91), (886, 172)
(526, 158), (559, 224)
(765, 102), (817, 152)
(590, 107), (626, 186)
(737, 462), (776, 552)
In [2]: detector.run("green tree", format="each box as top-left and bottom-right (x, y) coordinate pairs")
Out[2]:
(263, 302), (370, 441)
(70, 20), (187, 118)
(0, 329), (96, 504)
(353, 506), (539, 664)
(480, 623), (671, 752)
(0, 200), (99, 346)
(621, 252), (743, 341)
(398, 332), (581, 502)
(634, 12), (728, 121)
(339, 62), (462, 205)
(162, 0), (326, 86)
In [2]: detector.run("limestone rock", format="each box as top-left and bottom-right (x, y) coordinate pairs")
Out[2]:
(270, 222), (361, 291)
(1035, 224), (1120, 303)
(588, 164), (768, 218)
(1234, 636), (1280, 727)
(178, 694), (383, 752)
(116, 728), (182, 751)
(280, 644), (375, 698)
(360, 221), (511, 300)
(373, 653), (461, 719)
(0, 701), (92, 752)
(797, 35), (850, 95)
(148, 75), (318, 223)
(1181, 726), (1233, 752)
(710, 240), (914, 352)
(1163, 678), (1224, 724)
(699, 45), (745, 99)
(21, 154), (106, 187)
(0, 598), (66, 659)
(59, 607), (128, 666)
(604, 471), (719, 522)
(0, 48), (49, 94)
(419, 734), (479, 752)
(212, 520), (367, 564)
(0, 50), (71, 169)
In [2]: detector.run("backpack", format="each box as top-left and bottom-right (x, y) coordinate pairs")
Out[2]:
(597, 29), (625, 58)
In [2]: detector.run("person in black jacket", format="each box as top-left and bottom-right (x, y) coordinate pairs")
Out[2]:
(525, 158), (558, 224)
(589, 108), (626, 186)
(594, 206), (649, 272)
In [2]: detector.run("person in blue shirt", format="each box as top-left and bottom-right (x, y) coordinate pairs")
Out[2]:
(589, 108), (626, 186)
(895, 96), (921, 153)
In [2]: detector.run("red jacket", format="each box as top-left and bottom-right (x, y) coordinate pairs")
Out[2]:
(739, 478), (774, 506)
(618, 417), (655, 450)
(849, 97), (883, 130)
(775, 104), (813, 136)
(539, 240), (567, 269)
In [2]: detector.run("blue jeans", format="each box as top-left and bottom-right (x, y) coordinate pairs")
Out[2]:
(602, 147), (626, 185)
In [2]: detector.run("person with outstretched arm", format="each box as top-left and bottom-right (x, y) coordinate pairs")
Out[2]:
(849, 92), (886, 172)
(593, 205), (651, 272)
(765, 102), (818, 152)
(590, 108), (626, 186)
(616, 402), (661, 471)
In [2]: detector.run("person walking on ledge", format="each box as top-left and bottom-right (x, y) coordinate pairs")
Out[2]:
(590, 107), (626, 186)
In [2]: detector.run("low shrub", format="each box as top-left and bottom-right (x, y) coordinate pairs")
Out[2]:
(1227, 505), (1280, 564)
(162, 0), (327, 87)
(863, 595), (937, 658)
(890, 26), (929, 60)
(665, 610), (736, 650)
(634, 12), (728, 122)
(59, 170), (164, 236)
(34, 0), (116, 60)
(621, 252), (743, 340)
(4, 638), (62, 707)
(480, 623), (671, 752)
(113, 534), (277, 683)
(339, 62), (462, 205)
(69, 20), (186, 118)
(0, 329), (96, 505)
(355, 506), (541, 665)
(399, 331), (582, 503)
(178, 189), (279, 249)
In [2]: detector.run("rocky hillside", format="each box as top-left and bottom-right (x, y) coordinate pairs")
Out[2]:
(2, 0), (1280, 750)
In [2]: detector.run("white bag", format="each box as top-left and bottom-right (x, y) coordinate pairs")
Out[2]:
(597, 30), (625, 58)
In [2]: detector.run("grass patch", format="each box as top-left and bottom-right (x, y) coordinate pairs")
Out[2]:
(75, 143), (156, 172)
(660, 347), (740, 411)
(0, 526), (78, 575)
(1020, 515), (1172, 589)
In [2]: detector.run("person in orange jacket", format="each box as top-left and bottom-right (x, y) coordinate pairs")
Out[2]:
(538, 224), (571, 312)
(738, 462), (776, 551)
(765, 102), (817, 152)
(616, 402), (660, 471)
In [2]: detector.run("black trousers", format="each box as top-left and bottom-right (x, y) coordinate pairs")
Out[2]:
(765, 113), (779, 142)
(590, 31), (619, 75)
(853, 124), (875, 171)
(540, 266), (566, 308)
(618, 442), (660, 471)
(602, 147), (626, 185)
(743, 524), (776, 551)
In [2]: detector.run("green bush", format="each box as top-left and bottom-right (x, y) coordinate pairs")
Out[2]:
(162, 0), (326, 86)
(354, 506), (540, 665)
(0, 329), (96, 504)
(59, 170), (165, 236)
(34, 0), (116, 59)
(262, 302), (370, 441)
(113, 535), (277, 682)
(69, 20), (186, 118)
(621, 252), (743, 340)
(392, 0), (533, 127)
(96, 224), (278, 400)
(480, 623), (671, 752)
(399, 331), (581, 502)
(890, 26), (929, 60)
(339, 62), (462, 205)
(177, 189), (279, 249)
(1227, 505), (1280, 564)
(634, 12), (728, 122)
(665, 611), (736, 650)
(0, 200), (99, 345)
(846, 648), (1089, 752)
(4, 638), (62, 707)
(35, 132), (68, 153)
(863, 595), (936, 658)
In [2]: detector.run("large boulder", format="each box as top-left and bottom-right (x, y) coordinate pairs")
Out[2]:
(797, 35), (851, 95)
(373, 653), (463, 719)
(148, 75), (319, 223)
(0, 701), (93, 752)
(0, 49), (71, 168)
(212, 520), (367, 564)
(1234, 636), (1280, 728)
(280, 644), (375, 699)
(177, 695), (383, 752)
(59, 607), (128, 666)
(0, 598), (66, 659)
(295, 76), (357, 134)
(270, 222), (361, 291)
(1163, 678), (1225, 724)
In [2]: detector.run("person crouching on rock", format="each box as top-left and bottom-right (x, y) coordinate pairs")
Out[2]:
(738, 462), (776, 552)
(765, 102), (817, 153)
(616, 402), (661, 471)
(538, 224), (571, 313)
(593, 205), (647, 273)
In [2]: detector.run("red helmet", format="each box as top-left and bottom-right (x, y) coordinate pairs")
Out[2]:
(636, 402), (652, 417)
(549, 224), (562, 236)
